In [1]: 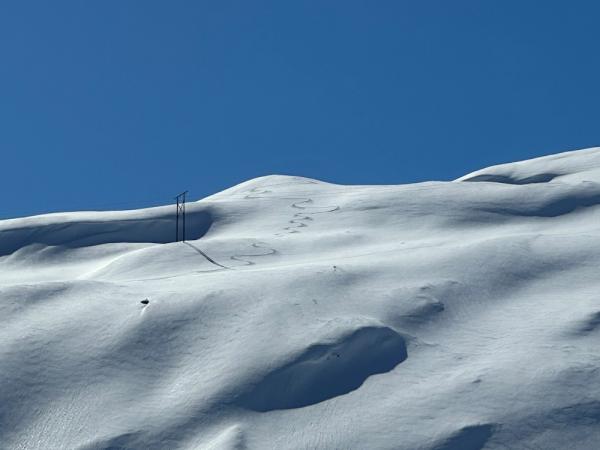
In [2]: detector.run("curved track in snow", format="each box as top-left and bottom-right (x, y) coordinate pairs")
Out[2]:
(230, 243), (277, 266)
(242, 182), (340, 236)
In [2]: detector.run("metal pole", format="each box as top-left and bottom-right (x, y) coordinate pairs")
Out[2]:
(174, 191), (188, 243)
(182, 191), (186, 242)
(175, 197), (180, 242)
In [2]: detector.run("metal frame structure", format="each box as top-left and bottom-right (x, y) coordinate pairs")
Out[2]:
(175, 191), (188, 242)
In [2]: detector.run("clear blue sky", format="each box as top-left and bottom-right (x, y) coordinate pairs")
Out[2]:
(2, 1), (600, 218)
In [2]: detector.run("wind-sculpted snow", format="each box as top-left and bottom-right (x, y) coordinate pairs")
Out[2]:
(237, 326), (407, 411)
(431, 424), (495, 450)
(460, 172), (559, 184)
(456, 146), (600, 184)
(0, 207), (213, 256)
(2, 151), (600, 449)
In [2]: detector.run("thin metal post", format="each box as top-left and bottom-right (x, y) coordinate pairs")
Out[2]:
(174, 191), (188, 243)
(175, 197), (180, 242)
(182, 191), (186, 242)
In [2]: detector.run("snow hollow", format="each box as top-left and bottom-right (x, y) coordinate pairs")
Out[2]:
(2, 148), (600, 449)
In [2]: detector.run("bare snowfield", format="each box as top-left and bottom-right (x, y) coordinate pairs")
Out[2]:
(2, 148), (600, 449)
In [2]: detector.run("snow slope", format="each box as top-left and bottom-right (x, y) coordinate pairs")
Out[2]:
(2, 148), (600, 449)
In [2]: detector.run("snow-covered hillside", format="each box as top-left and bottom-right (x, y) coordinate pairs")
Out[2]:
(2, 148), (600, 450)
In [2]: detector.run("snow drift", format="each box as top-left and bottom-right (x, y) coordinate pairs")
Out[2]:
(2, 148), (600, 449)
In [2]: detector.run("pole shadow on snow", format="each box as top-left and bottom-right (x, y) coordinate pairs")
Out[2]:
(183, 241), (230, 270)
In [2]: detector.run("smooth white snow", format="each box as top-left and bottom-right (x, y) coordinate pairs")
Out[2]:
(2, 148), (600, 449)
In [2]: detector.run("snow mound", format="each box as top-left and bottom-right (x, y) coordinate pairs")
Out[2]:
(237, 325), (407, 411)
(457, 146), (600, 184)
(2, 149), (600, 449)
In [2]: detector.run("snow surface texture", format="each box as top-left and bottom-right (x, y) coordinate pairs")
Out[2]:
(2, 148), (600, 449)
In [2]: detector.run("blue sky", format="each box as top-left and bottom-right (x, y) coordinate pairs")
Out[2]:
(2, 1), (600, 218)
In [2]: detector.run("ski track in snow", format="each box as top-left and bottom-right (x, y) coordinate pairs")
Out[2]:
(242, 180), (340, 237)
(229, 243), (277, 266)
(282, 198), (340, 235)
